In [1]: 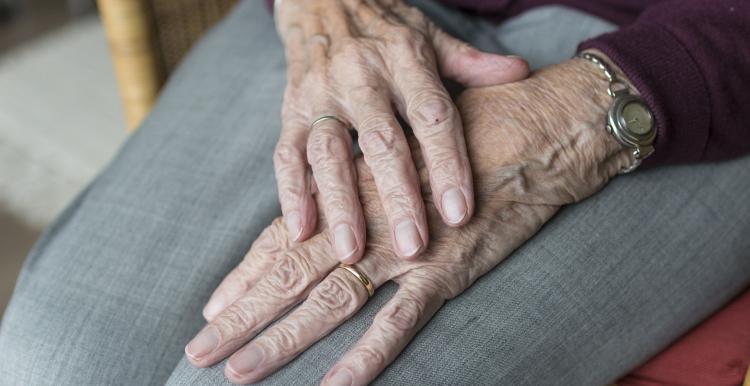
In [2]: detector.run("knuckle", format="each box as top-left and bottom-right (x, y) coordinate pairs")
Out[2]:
(307, 128), (351, 166)
(364, 12), (390, 32)
(410, 269), (463, 299)
(274, 142), (305, 167)
(378, 295), (423, 331)
(305, 33), (331, 51)
(408, 92), (456, 133)
(213, 303), (256, 336)
(388, 29), (431, 63)
(307, 275), (359, 318)
(385, 24), (426, 47)
(323, 192), (355, 220)
(337, 37), (361, 55)
(229, 263), (255, 294)
(341, 65), (380, 95)
(310, 165), (357, 213)
(381, 183), (419, 212)
(335, 38), (370, 65)
(400, 5), (427, 25)
(358, 122), (401, 158)
(276, 172), (307, 204)
(306, 235), (334, 259)
(347, 83), (380, 103)
(264, 325), (302, 354)
(346, 73), (381, 101)
(252, 220), (287, 255)
(265, 251), (316, 298)
(429, 154), (463, 181)
(278, 185), (306, 206)
(352, 345), (386, 369)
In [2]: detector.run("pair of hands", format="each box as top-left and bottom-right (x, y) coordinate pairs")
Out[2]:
(185, 56), (632, 385)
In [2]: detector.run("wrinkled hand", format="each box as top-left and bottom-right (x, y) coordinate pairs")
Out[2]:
(273, 0), (529, 262)
(190, 59), (632, 385)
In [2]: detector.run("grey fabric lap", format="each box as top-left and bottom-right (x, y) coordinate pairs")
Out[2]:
(1, 1), (749, 385)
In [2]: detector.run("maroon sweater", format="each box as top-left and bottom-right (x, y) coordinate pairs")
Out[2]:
(269, 1), (750, 166)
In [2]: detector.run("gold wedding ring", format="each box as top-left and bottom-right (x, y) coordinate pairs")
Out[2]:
(337, 264), (375, 297)
(310, 115), (346, 130)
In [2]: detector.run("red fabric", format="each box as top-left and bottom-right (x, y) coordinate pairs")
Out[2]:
(619, 287), (750, 386)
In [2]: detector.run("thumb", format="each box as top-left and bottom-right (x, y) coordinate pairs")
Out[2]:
(430, 27), (529, 87)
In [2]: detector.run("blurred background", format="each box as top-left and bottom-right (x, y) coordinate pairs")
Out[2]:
(0, 0), (127, 316)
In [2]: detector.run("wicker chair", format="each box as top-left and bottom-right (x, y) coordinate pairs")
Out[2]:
(97, 0), (238, 130)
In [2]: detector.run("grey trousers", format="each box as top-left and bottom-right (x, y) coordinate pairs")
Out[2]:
(1, 1), (749, 385)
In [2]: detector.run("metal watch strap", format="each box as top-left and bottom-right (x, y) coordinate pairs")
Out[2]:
(577, 52), (655, 174)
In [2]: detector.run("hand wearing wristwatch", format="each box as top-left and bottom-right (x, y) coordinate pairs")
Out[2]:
(578, 52), (656, 173)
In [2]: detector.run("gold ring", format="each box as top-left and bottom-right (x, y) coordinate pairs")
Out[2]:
(310, 115), (346, 130)
(337, 264), (375, 297)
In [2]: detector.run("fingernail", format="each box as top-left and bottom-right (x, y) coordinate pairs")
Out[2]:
(185, 326), (219, 360)
(202, 294), (224, 320)
(442, 188), (467, 225)
(326, 368), (353, 386)
(227, 345), (264, 376)
(395, 220), (422, 257)
(286, 211), (303, 241)
(333, 224), (357, 261)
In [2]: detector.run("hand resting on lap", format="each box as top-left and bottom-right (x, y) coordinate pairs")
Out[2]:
(273, 0), (529, 262)
(187, 58), (632, 385)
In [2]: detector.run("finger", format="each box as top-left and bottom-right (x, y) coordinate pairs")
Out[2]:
(392, 64), (474, 227)
(307, 115), (366, 263)
(429, 25), (529, 87)
(321, 279), (444, 386)
(347, 83), (427, 259)
(224, 259), (388, 384)
(202, 218), (290, 321)
(185, 233), (336, 368)
(274, 117), (317, 242)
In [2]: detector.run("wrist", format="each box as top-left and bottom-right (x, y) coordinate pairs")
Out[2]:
(458, 59), (634, 205)
(543, 57), (638, 176)
(576, 50), (657, 172)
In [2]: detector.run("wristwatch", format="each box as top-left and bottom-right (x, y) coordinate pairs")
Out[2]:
(577, 52), (656, 174)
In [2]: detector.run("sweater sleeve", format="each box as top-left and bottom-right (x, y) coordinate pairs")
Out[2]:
(578, 0), (750, 166)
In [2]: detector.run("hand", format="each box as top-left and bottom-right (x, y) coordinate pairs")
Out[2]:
(190, 58), (633, 384)
(272, 0), (529, 262)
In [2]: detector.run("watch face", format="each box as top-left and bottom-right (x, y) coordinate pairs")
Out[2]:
(622, 101), (653, 135)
